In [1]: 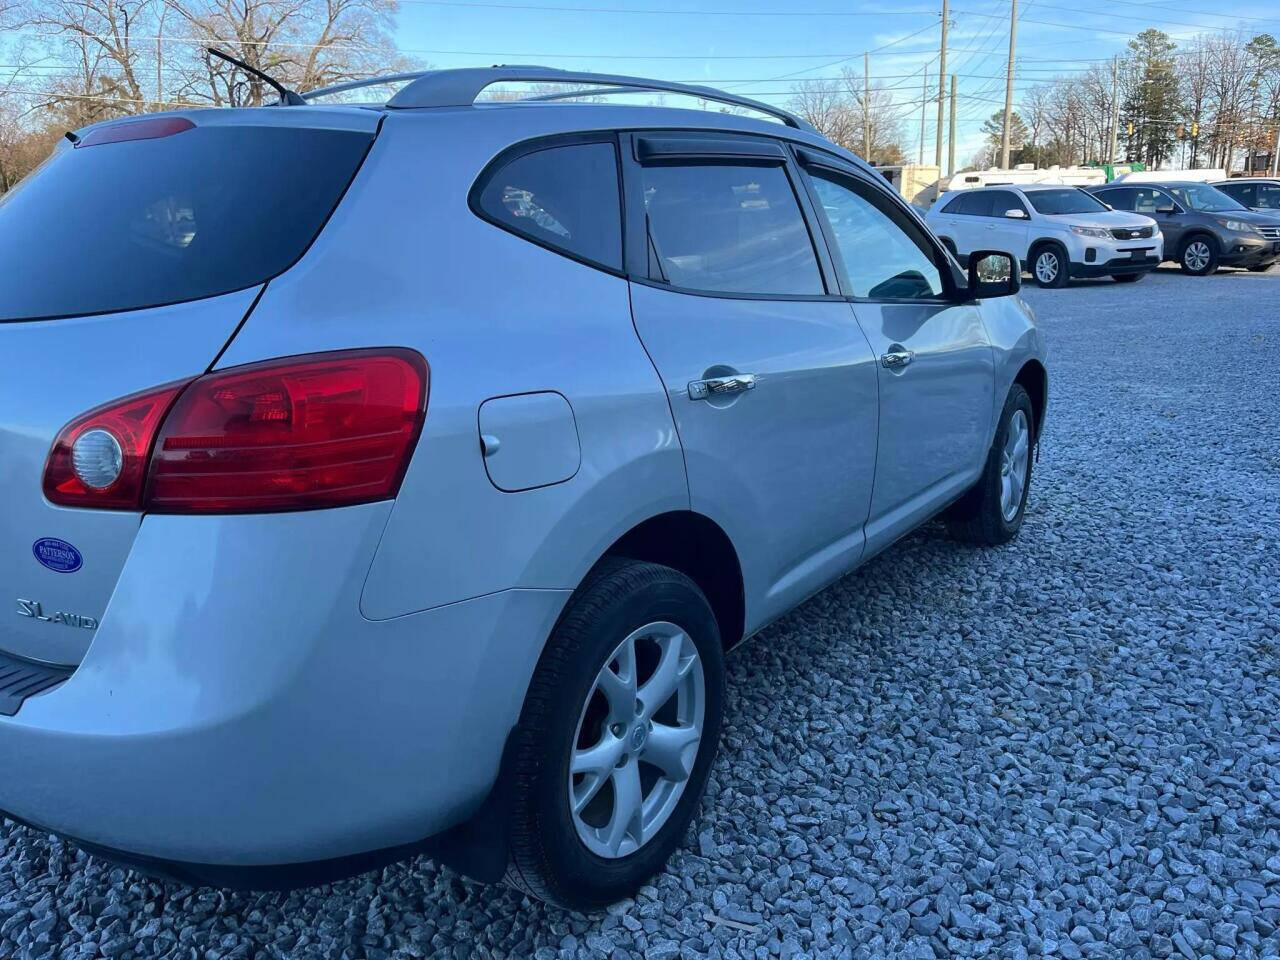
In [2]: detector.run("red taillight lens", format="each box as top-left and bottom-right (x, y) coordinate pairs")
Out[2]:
(44, 383), (187, 509)
(42, 350), (428, 514)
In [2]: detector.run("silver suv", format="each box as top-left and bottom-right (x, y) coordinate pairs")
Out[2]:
(0, 66), (1047, 909)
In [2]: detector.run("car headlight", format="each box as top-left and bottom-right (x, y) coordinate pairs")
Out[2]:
(1070, 225), (1111, 239)
(1217, 218), (1259, 234)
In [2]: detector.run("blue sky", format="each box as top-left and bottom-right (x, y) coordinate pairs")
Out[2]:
(393, 0), (1280, 163)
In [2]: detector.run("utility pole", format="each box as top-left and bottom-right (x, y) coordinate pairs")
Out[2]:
(948, 74), (957, 177)
(919, 72), (928, 165)
(863, 52), (871, 160)
(935, 0), (948, 169)
(1108, 57), (1120, 164)
(1000, 0), (1017, 169)
(1272, 123), (1279, 177)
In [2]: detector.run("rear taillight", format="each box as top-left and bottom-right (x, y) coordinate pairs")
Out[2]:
(43, 350), (428, 514)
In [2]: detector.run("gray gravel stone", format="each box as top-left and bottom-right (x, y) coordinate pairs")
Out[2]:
(3, 269), (1280, 957)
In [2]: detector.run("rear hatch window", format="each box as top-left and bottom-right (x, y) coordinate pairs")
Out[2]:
(0, 119), (374, 322)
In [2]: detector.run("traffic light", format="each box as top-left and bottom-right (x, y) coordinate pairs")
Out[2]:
(1176, 124), (1185, 139)
(1126, 121), (1134, 136)
(1190, 121), (1199, 138)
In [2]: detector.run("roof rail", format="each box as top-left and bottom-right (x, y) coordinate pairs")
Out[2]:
(304, 65), (811, 131)
(302, 71), (433, 102)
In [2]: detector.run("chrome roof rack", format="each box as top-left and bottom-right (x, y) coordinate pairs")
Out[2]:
(304, 65), (812, 132)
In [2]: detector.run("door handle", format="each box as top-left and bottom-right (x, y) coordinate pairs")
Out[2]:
(880, 350), (915, 369)
(688, 373), (758, 400)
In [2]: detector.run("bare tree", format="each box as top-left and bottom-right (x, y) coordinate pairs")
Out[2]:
(164, 0), (404, 105)
(786, 72), (906, 164)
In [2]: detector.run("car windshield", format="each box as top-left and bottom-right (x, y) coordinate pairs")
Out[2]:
(1025, 188), (1108, 215)
(1166, 183), (1246, 213)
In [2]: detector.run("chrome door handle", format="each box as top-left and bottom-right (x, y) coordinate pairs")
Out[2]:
(688, 373), (757, 400)
(880, 350), (915, 369)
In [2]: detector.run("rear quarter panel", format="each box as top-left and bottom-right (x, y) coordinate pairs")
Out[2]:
(215, 111), (688, 619)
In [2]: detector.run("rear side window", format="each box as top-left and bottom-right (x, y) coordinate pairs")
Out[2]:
(641, 163), (824, 296)
(1099, 189), (1135, 212)
(1217, 183), (1254, 206)
(0, 123), (373, 323)
(474, 141), (622, 271)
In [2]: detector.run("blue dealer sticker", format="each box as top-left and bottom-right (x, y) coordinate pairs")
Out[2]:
(33, 537), (83, 573)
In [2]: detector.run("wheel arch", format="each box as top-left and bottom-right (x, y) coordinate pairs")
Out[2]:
(599, 510), (746, 651)
(1013, 358), (1048, 442)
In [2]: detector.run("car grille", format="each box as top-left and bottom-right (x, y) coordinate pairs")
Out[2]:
(1258, 225), (1280, 241)
(1110, 226), (1155, 240)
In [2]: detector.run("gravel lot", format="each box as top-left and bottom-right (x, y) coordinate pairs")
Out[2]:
(3, 265), (1279, 960)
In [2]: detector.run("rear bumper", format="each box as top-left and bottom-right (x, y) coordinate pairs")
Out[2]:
(1070, 255), (1161, 278)
(0, 505), (568, 869)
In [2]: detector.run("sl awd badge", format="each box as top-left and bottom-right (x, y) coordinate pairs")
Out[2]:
(17, 599), (98, 630)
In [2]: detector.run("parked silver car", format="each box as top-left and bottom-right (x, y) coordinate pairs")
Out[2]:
(0, 66), (1048, 909)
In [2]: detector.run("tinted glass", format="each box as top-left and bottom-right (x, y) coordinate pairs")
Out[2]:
(1098, 188), (1135, 211)
(1216, 183), (1253, 205)
(959, 191), (995, 217)
(1026, 188), (1108, 215)
(0, 124), (372, 322)
(1257, 184), (1280, 210)
(1167, 183), (1244, 212)
(809, 171), (945, 300)
(476, 141), (622, 270)
(985, 190), (1025, 217)
(641, 163), (823, 296)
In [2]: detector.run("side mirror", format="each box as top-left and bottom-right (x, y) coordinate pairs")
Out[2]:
(1156, 204), (1176, 215)
(967, 250), (1021, 299)
(1004, 208), (1028, 219)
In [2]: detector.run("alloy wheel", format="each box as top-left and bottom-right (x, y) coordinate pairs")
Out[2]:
(1000, 409), (1030, 522)
(1034, 251), (1059, 284)
(569, 622), (705, 859)
(1184, 241), (1211, 272)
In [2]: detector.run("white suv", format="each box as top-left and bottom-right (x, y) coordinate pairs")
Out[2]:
(927, 184), (1163, 287)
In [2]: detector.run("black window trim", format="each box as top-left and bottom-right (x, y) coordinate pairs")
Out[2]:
(793, 146), (965, 305)
(467, 130), (628, 278)
(620, 130), (843, 302)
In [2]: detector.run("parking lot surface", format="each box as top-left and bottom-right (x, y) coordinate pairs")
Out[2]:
(2, 266), (1279, 959)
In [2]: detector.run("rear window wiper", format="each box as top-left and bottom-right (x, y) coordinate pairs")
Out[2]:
(206, 47), (306, 106)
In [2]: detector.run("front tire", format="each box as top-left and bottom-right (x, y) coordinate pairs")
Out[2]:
(1031, 244), (1069, 288)
(1179, 235), (1219, 275)
(505, 559), (724, 910)
(946, 384), (1035, 545)
(1248, 263), (1272, 273)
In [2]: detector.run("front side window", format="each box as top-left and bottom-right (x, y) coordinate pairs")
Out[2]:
(640, 162), (824, 296)
(984, 190), (1026, 218)
(1166, 183), (1244, 213)
(1130, 189), (1171, 215)
(1025, 188), (1108, 216)
(808, 170), (946, 300)
(475, 141), (622, 270)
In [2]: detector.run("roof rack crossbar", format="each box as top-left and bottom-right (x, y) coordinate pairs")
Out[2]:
(368, 66), (811, 130)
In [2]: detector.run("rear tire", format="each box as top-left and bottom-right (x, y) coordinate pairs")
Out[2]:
(1248, 263), (1272, 273)
(945, 384), (1035, 546)
(505, 558), (724, 910)
(1112, 273), (1143, 283)
(1030, 244), (1069, 288)
(1178, 235), (1219, 275)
